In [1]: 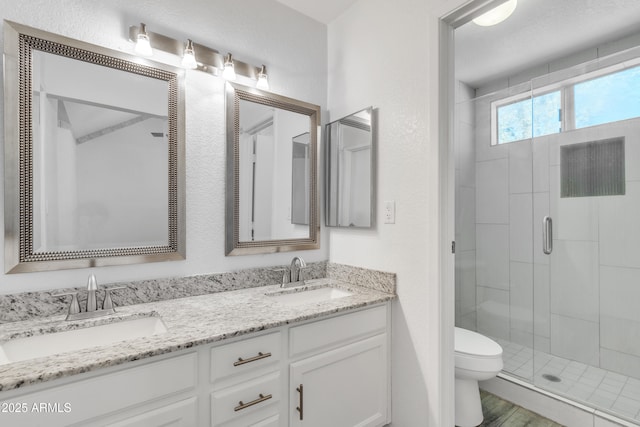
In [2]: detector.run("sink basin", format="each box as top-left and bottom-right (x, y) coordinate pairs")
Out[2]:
(268, 287), (352, 306)
(0, 316), (167, 365)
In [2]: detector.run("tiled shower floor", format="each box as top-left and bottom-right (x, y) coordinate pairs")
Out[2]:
(495, 338), (640, 424)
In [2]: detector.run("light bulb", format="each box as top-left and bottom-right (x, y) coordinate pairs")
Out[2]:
(222, 53), (236, 80)
(134, 23), (153, 56)
(181, 39), (197, 69)
(256, 65), (269, 90)
(473, 0), (517, 26)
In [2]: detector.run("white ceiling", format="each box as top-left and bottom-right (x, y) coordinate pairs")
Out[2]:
(275, 0), (359, 24)
(455, 0), (640, 88)
(274, 0), (640, 90)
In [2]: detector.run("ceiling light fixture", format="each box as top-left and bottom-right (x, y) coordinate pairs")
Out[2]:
(256, 65), (269, 90)
(134, 23), (153, 56)
(222, 53), (237, 80)
(181, 39), (197, 69)
(473, 0), (517, 26)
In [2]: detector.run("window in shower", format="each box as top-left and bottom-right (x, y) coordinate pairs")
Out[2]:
(494, 91), (562, 144)
(491, 63), (640, 145)
(574, 65), (640, 129)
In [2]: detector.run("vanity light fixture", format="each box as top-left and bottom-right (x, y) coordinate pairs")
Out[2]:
(473, 0), (517, 26)
(128, 24), (267, 87)
(256, 65), (269, 90)
(222, 53), (237, 80)
(181, 39), (197, 69)
(134, 23), (153, 56)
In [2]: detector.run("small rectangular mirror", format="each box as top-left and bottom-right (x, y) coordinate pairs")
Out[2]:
(325, 107), (375, 228)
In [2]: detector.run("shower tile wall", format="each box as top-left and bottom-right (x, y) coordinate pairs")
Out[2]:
(464, 92), (640, 381)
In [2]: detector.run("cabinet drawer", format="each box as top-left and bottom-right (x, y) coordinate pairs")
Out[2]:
(0, 352), (197, 427)
(106, 397), (197, 427)
(218, 413), (281, 427)
(289, 305), (387, 358)
(249, 414), (280, 427)
(211, 332), (281, 383)
(211, 372), (281, 426)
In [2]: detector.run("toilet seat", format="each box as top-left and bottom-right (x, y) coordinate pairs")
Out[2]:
(454, 327), (503, 372)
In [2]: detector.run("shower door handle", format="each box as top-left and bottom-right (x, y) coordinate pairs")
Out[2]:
(543, 216), (553, 255)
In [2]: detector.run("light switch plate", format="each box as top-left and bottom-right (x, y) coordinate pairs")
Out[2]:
(384, 201), (395, 224)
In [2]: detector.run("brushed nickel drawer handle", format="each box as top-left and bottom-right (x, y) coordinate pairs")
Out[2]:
(233, 351), (272, 366)
(234, 393), (272, 412)
(296, 384), (304, 420)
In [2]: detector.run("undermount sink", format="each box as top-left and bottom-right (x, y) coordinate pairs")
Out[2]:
(0, 316), (167, 365)
(268, 286), (353, 306)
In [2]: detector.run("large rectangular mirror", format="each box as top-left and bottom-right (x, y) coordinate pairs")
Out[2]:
(326, 107), (376, 228)
(4, 21), (186, 273)
(226, 83), (320, 255)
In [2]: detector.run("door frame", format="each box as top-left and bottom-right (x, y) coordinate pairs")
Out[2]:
(437, 1), (511, 425)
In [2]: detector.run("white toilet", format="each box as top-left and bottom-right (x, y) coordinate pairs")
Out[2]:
(454, 327), (503, 427)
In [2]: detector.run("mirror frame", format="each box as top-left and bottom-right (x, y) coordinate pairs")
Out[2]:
(3, 21), (186, 273)
(225, 82), (320, 255)
(325, 107), (376, 228)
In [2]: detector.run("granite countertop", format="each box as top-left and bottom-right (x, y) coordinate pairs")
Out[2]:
(0, 278), (395, 393)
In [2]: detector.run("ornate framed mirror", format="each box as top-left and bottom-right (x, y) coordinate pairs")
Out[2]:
(3, 21), (186, 273)
(225, 82), (320, 255)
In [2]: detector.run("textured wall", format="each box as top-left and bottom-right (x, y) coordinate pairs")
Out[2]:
(326, 0), (464, 425)
(0, 0), (328, 293)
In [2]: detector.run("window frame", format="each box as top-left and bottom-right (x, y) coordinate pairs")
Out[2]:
(489, 57), (640, 146)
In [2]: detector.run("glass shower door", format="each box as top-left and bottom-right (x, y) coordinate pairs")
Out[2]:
(532, 48), (640, 423)
(454, 80), (536, 382)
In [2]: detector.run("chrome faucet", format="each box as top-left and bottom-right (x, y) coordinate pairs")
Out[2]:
(289, 256), (306, 283)
(54, 274), (125, 321)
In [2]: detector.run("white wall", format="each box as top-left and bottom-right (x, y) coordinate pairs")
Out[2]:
(0, 0), (328, 292)
(327, 0), (464, 425)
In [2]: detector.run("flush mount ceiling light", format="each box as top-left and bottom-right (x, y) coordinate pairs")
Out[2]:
(256, 65), (269, 90)
(181, 39), (197, 69)
(128, 24), (269, 89)
(473, 0), (517, 26)
(134, 23), (153, 56)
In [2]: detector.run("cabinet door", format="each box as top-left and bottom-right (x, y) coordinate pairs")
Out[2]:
(106, 397), (197, 426)
(289, 334), (388, 427)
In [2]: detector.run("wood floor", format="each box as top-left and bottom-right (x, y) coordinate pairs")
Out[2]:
(477, 390), (565, 426)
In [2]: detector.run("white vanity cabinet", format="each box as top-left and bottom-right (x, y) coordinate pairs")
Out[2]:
(0, 303), (390, 427)
(0, 352), (199, 427)
(288, 305), (390, 427)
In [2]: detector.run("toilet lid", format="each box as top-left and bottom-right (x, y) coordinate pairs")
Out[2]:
(455, 327), (502, 357)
